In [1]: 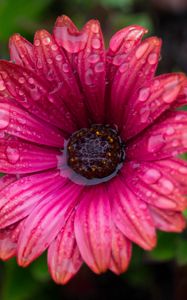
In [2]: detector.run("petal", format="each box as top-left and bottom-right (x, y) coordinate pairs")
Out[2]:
(121, 161), (187, 211)
(149, 206), (186, 232)
(106, 25), (147, 89)
(122, 73), (185, 140)
(109, 37), (161, 129)
(108, 175), (156, 250)
(74, 185), (112, 274)
(0, 102), (64, 147)
(0, 174), (17, 191)
(17, 181), (83, 266)
(0, 221), (23, 260)
(126, 111), (187, 160)
(48, 211), (82, 284)
(0, 171), (67, 229)
(34, 30), (88, 128)
(0, 61), (76, 134)
(109, 224), (132, 275)
(9, 34), (35, 70)
(0, 136), (60, 173)
(76, 20), (106, 123)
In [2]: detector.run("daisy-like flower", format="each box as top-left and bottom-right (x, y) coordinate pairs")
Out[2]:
(0, 15), (187, 284)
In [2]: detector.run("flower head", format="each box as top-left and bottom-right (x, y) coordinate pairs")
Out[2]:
(0, 15), (187, 284)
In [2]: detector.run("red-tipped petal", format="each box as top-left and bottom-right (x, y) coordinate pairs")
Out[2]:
(74, 185), (112, 274)
(48, 211), (82, 285)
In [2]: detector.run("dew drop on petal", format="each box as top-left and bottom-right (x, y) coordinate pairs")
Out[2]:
(6, 146), (20, 164)
(112, 54), (126, 66)
(135, 42), (149, 59)
(94, 62), (105, 73)
(51, 44), (58, 51)
(138, 87), (150, 102)
(55, 54), (62, 61)
(147, 53), (158, 65)
(0, 80), (6, 91)
(91, 38), (101, 49)
(88, 54), (100, 63)
(62, 63), (69, 73)
(147, 134), (165, 152)
(159, 178), (174, 194)
(34, 39), (40, 46)
(85, 69), (94, 85)
(179, 166), (187, 174)
(143, 168), (161, 184)
(43, 37), (51, 45)
(119, 63), (129, 73)
(165, 126), (175, 135)
(139, 107), (150, 123)
(0, 108), (9, 129)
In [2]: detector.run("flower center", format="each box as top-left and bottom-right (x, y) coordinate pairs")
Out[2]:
(67, 125), (124, 180)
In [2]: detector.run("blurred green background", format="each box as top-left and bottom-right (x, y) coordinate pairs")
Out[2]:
(0, 0), (187, 300)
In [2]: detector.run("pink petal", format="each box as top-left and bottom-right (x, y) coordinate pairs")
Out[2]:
(108, 175), (156, 250)
(0, 174), (17, 191)
(34, 30), (88, 128)
(9, 34), (35, 70)
(126, 111), (187, 160)
(0, 61), (76, 134)
(122, 73), (185, 140)
(0, 220), (24, 260)
(48, 211), (82, 284)
(74, 185), (112, 274)
(0, 171), (68, 229)
(17, 181), (83, 266)
(76, 20), (106, 123)
(0, 102), (64, 147)
(106, 25), (147, 90)
(109, 37), (161, 129)
(109, 223), (132, 275)
(149, 206), (186, 232)
(0, 136), (60, 173)
(121, 161), (187, 211)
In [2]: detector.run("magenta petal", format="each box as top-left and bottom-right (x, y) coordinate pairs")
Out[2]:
(109, 224), (132, 275)
(9, 34), (35, 70)
(0, 103), (64, 147)
(34, 30), (88, 128)
(149, 206), (186, 232)
(0, 221), (24, 260)
(76, 20), (106, 123)
(122, 73), (185, 140)
(0, 171), (68, 229)
(0, 61), (76, 133)
(74, 186), (112, 274)
(0, 174), (17, 191)
(126, 111), (187, 160)
(0, 136), (60, 173)
(48, 211), (82, 284)
(109, 37), (161, 129)
(109, 176), (156, 250)
(17, 181), (83, 266)
(121, 162), (187, 211)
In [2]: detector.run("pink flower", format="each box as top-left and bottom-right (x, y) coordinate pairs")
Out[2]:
(0, 15), (187, 284)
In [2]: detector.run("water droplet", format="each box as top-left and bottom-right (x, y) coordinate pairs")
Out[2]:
(43, 37), (51, 45)
(148, 53), (158, 65)
(6, 146), (20, 164)
(179, 166), (187, 174)
(139, 107), (150, 123)
(62, 63), (69, 73)
(0, 107), (9, 129)
(0, 80), (6, 91)
(34, 39), (40, 46)
(112, 54), (126, 66)
(18, 77), (25, 84)
(159, 178), (174, 194)
(91, 38), (101, 49)
(166, 126), (175, 135)
(56, 54), (62, 61)
(88, 54), (100, 63)
(119, 63), (128, 73)
(28, 77), (34, 85)
(91, 23), (99, 34)
(143, 168), (161, 184)
(147, 134), (165, 152)
(138, 87), (150, 102)
(94, 62), (105, 73)
(85, 69), (94, 85)
(47, 58), (53, 64)
(135, 42), (149, 59)
(51, 44), (58, 51)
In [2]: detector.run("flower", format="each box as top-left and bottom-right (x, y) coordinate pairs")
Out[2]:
(0, 15), (187, 285)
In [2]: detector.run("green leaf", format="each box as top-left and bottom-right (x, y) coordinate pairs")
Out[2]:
(30, 253), (50, 282)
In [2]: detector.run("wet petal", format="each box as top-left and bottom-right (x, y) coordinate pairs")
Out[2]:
(0, 174), (17, 191)
(122, 73), (185, 140)
(0, 221), (24, 260)
(0, 136), (60, 173)
(0, 102), (64, 147)
(109, 37), (161, 129)
(17, 181), (83, 266)
(34, 30), (88, 128)
(149, 206), (186, 232)
(9, 34), (35, 70)
(126, 111), (187, 160)
(121, 161), (187, 211)
(76, 20), (106, 123)
(108, 175), (156, 250)
(74, 185), (112, 274)
(0, 171), (67, 229)
(109, 224), (132, 275)
(0, 60), (76, 134)
(48, 211), (82, 284)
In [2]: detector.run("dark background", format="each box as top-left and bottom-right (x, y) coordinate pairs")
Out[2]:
(0, 0), (187, 299)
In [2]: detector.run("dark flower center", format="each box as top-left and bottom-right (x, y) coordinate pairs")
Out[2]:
(67, 125), (125, 180)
